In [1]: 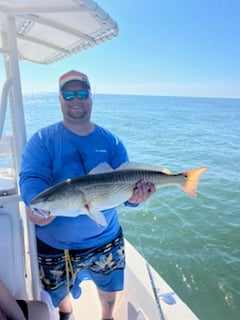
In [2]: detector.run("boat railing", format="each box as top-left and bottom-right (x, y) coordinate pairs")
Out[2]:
(0, 15), (40, 300)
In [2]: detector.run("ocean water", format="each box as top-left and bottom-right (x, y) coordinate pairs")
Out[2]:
(3, 93), (240, 319)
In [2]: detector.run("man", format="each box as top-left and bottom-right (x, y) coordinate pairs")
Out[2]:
(19, 70), (155, 320)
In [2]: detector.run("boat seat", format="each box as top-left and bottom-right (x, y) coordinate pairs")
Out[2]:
(0, 204), (51, 319)
(0, 136), (25, 296)
(26, 300), (50, 319)
(0, 136), (51, 319)
(0, 198), (51, 319)
(0, 199), (27, 298)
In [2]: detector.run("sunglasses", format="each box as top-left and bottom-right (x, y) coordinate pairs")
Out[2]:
(61, 89), (90, 101)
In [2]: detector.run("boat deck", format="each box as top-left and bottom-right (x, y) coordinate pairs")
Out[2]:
(40, 240), (199, 320)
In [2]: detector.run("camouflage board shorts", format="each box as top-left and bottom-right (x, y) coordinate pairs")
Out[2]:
(37, 228), (125, 307)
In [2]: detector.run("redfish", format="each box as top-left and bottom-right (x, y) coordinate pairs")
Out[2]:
(31, 162), (208, 226)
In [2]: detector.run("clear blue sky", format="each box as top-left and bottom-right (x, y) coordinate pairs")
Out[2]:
(1, 0), (240, 98)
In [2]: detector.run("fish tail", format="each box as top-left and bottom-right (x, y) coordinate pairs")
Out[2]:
(182, 167), (208, 196)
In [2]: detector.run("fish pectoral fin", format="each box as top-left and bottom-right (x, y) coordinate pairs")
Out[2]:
(90, 211), (107, 227)
(84, 204), (107, 226)
(182, 167), (209, 196)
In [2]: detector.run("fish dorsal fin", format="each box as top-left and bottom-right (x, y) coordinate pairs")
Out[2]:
(115, 162), (172, 174)
(89, 161), (172, 175)
(89, 162), (114, 175)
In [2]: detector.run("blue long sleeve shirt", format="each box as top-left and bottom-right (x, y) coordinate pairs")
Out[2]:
(19, 122), (129, 250)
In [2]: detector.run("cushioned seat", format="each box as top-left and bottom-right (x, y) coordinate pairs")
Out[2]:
(27, 300), (50, 319)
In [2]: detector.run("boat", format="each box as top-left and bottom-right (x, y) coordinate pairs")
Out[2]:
(0, 1), (199, 319)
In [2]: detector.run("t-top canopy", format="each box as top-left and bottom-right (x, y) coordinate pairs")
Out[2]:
(0, 0), (118, 64)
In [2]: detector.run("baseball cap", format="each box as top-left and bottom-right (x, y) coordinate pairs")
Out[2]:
(59, 70), (91, 90)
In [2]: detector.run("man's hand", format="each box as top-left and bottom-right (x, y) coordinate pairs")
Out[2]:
(128, 180), (156, 204)
(28, 207), (56, 226)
